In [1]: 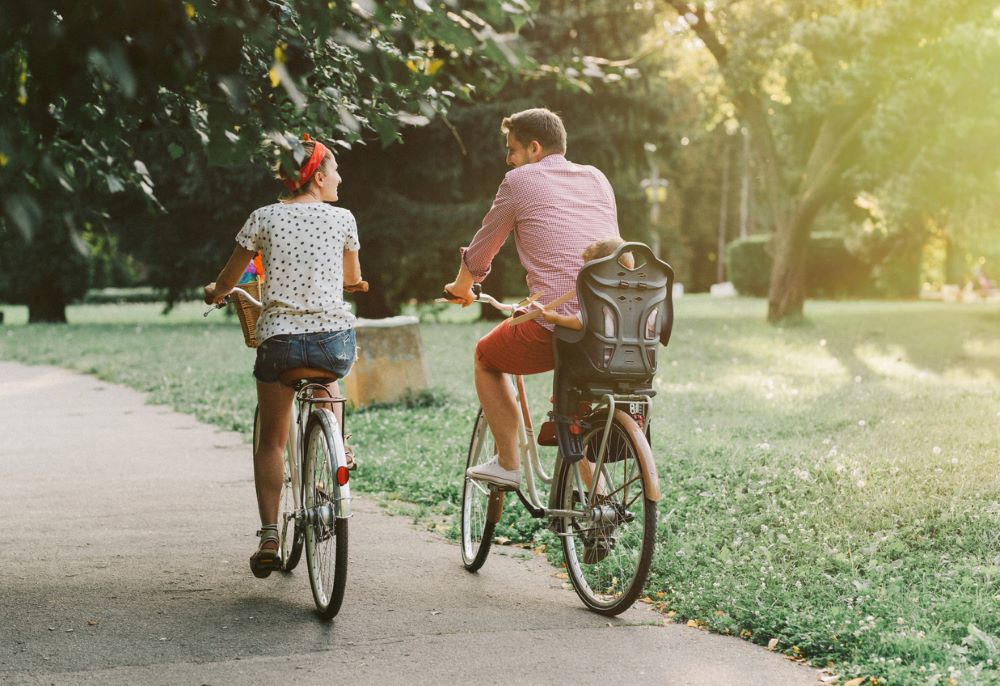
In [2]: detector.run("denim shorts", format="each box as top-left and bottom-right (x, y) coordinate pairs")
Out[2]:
(253, 329), (356, 383)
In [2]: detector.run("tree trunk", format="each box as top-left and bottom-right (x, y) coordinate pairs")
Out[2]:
(767, 212), (810, 323)
(27, 282), (68, 323)
(717, 136), (732, 284)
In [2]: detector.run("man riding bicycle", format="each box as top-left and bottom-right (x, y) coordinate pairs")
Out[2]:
(442, 107), (620, 489)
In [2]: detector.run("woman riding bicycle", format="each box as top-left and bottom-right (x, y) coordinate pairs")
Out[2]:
(203, 135), (365, 578)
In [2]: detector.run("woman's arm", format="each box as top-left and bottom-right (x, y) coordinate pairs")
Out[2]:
(203, 244), (256, 304)
(343, 249), (364, 289)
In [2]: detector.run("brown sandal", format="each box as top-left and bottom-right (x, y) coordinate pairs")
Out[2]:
(249, 525), (283, 578)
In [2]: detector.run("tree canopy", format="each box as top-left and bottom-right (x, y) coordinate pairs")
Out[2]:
(661, 0), (1000, 320)
(0, 0), (537, 320)
(2, 1), (997, 323)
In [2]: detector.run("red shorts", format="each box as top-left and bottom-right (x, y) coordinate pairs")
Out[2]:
(476, 318), (554, 375)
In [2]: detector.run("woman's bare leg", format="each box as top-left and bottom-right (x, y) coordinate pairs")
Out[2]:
(255, 380), (296, 528)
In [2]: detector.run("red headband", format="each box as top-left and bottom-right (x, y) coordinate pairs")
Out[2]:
(282, 134), (329, 192)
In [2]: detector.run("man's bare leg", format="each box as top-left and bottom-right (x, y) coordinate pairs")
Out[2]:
(474, 354), (521, 471)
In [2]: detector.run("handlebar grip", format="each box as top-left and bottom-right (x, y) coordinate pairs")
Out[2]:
(472, 283), (482, 297)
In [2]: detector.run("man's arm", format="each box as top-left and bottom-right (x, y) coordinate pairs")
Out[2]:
(443, 178), (516, 304)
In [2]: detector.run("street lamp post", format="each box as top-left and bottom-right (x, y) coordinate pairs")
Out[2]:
(641, 142), (669, 259)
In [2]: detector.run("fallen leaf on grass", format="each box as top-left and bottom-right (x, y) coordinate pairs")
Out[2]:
(494, 536), (510, 545)
(686, 619), (705, 630)
(767, 638), (779, 651)
(844, 678), (867, 686)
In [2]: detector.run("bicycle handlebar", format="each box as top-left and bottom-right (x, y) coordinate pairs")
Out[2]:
(437, 283), (518, 314)
(203, 281), (368, 318)
(203, 286), (263, 317)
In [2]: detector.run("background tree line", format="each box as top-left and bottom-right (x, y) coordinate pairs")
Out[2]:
(2, 0), (997, 323)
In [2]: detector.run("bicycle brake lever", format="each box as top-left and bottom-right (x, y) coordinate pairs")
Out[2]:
(203, 299), (228, 317)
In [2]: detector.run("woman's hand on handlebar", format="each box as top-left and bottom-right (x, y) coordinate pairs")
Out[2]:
(203, 282), (231, 305)
(345, 279), (369, 293)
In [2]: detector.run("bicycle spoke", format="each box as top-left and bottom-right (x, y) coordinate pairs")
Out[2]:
(559, 414), (656, 615)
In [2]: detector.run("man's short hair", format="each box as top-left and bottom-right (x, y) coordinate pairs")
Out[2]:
(500, 108), (567, 153)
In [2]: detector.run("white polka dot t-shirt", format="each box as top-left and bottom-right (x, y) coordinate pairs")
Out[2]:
(235, 202), (360, 343)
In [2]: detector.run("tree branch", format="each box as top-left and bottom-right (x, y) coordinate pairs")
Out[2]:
(663, 1), (728, 67)
(663, 0), (788, 224)
(796, 104), (872, 221)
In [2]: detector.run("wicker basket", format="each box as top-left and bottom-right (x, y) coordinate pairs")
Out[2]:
(233, 280), (263, 348)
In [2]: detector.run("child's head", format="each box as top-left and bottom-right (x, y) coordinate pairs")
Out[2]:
(277, 136), (341, 202)
(582, 236), (634, 268)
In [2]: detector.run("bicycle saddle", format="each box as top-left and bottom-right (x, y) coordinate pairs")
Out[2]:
(279, 367), (341, 387)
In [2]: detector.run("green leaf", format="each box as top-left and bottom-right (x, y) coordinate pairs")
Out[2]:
(167, 143), (184, 160)
(2, 194), (41, 240)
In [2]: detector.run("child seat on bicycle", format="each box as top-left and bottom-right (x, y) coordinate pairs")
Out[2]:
(551, 241), (674, 461)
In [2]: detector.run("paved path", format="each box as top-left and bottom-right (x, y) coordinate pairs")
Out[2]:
(0, 362), (818, 685)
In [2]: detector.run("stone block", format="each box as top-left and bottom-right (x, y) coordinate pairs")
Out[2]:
(344, 315), (428, 409)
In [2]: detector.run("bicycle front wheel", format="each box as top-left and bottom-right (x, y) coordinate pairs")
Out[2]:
(303, 410), (349, 619)
(253, 405), (303, 572)
(460, 409), (504, 571)
(555, 412), (657, 615)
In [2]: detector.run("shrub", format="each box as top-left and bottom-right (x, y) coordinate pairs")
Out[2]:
(725, 235), (772, 296)
(726, 233), (871, 297)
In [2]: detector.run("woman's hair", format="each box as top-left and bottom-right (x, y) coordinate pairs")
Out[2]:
(275, 140), (333, 200)
(500, 108), (567, 153)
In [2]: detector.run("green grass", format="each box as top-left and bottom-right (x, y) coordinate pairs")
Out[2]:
(2, 296), (998, 684)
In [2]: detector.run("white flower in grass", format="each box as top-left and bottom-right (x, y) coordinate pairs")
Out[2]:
(857, 419), (866, 427)
(951, 457), (958, 465)
(932, 446), (942, 455)
(854, 375), (862, 383)
(757, 442), (771, 451)
(819, 339), (827, 347)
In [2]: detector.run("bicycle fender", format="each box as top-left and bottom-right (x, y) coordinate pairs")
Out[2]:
(612, 409), (661, 502)
(312, 409), (352, 519)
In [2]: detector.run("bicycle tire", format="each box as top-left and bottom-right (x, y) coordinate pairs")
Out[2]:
(555, 411), (657, 616)
(253, 405), (303, 572)
(303, 409), (349, 619)
(460, 409), (504, 571)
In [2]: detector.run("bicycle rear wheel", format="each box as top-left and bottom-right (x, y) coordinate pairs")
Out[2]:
(460, 409), (504, 571)
(555, 412), (657, 616)
(253, 405), (303, 571)
(303, 409), (349, 619)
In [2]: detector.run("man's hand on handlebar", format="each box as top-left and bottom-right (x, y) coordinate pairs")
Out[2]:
(441, 281), (476, 306)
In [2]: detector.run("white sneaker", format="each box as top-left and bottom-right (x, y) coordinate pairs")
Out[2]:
(466, 456), (521, 489)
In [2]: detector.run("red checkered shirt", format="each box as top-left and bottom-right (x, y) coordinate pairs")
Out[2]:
(462, 154), (620, 329)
